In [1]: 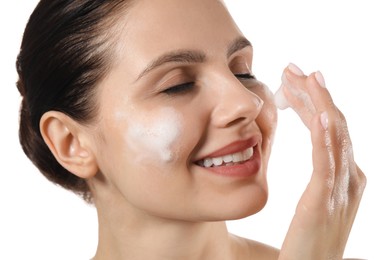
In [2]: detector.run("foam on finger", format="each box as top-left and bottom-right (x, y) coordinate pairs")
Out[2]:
(274, 84), (290, 110)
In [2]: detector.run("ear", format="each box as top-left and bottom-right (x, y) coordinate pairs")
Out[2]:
(40, 111), (98, 179)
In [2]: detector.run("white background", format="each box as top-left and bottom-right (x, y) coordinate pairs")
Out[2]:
(1, 1), (389, 259)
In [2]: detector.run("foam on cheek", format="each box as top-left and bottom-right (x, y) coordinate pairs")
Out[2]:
(126, 107), (182, 163)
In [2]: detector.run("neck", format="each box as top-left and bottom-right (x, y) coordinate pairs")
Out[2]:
(92, 201), (236, 260)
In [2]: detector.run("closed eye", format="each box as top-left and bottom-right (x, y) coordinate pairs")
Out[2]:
(162, 82), (195, 95)
(235, 73), (260, 90)
(234, 73), (256, 80)
(162, 74), (256, 95)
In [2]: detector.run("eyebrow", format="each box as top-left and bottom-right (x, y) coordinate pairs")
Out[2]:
(227, 36), (252, 58)
(136, 36), (252, 80)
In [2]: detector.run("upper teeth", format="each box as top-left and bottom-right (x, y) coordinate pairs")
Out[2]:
(198, 147), (254, 168)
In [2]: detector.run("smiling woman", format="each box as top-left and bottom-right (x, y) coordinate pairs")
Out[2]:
(13, 0), (367, 259)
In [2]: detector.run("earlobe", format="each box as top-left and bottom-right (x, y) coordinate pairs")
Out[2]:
(40, 111), (98, 179)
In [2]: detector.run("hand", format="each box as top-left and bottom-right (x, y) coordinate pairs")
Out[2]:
(275, 63), (366, 260)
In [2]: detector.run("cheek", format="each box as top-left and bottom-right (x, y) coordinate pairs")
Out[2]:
(122, 107), (184, 165)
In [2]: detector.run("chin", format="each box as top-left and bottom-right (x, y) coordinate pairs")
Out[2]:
(203, 185), (269, 221)
(227, 193), (268, 220)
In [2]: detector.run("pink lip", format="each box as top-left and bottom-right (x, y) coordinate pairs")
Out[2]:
(193, 135), (262, 178)
(197, 135), (261, 160)
(196, 145), (261, 178)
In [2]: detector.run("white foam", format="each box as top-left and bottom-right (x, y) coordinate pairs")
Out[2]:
(126, 107), (182, 163)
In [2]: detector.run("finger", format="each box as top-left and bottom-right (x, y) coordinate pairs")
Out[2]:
(282, 82), (315, 128)
(280, 64), (317, 128)
(274, 64), (309, 110)
(304, 72), (367, 213)
(306, 111), (335, 210)
(305, 71), (335, 113)
(280, 64), (364, 207)
(304, 72), (357, 176)
(283, 67), (353, 168)
(305, 72), (355, 163)
(353, 164), (367, 191)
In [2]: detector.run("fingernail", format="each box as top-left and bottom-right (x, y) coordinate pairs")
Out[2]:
(315, 71), (326, 88)
(320, 111), (328, 130)
(288, 63), (304, 76)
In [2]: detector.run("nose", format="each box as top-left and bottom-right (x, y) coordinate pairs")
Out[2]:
(211, 76), (263, 128)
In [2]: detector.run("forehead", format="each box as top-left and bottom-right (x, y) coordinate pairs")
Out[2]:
(114, 0), (243, 70)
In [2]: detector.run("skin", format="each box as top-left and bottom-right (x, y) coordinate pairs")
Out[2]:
(277, 65), (366, 259)
(40, 0), (366, 259)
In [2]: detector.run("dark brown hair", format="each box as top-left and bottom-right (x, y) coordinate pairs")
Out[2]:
(16, 0), (129, 202)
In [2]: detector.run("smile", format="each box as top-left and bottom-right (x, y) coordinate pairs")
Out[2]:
(193, 136), (262, 178)
(196, 147), (254, 168)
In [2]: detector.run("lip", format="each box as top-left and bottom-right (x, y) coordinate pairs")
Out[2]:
(194, 135), (262, 178)
(195, 135), (261, 160)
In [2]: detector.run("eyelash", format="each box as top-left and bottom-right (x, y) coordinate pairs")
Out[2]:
(162, 73), (256, 95)
(235, 73), (256, 80)
(162, 82), (195, 95)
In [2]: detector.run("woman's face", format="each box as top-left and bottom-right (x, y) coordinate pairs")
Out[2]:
(89, 0), (277, 221)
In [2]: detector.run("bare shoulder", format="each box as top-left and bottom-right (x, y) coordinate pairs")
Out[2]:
(230, 233), (279, 260)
